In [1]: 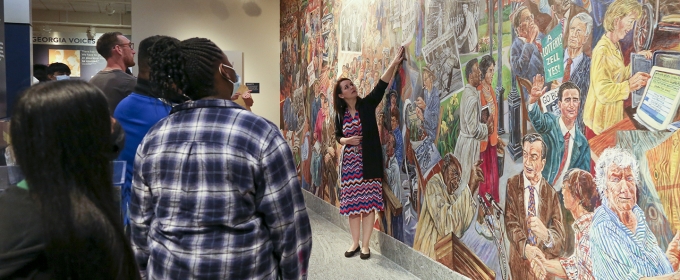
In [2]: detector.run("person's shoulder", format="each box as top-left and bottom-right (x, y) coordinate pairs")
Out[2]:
(463, 85), (477, 96)
(577, 57), (592, 72)
(574, 128), (589, 143)
(115, 70), (136, 80)
(0, 186), (32, 206)
(114, 93), (161, 115)
(506, 173), (522, 188)
(117, 92), (143, 104)
(539, 179), (557, 195)
(237, 110), (280, 135)
(592, 38), (614, 55)
(590, 206), (618, 231)
(88, 72), (105, 83)
(0, 186), (41, 234)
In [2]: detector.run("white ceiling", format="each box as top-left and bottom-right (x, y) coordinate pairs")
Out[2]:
(32, 0), (132, 14)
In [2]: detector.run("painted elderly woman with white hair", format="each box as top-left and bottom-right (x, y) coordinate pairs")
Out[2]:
(589, 148), (680, 280)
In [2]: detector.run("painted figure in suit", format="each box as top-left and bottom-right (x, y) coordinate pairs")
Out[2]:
(505, 133), (566, 280)
(528, 79), (591, 256)
(523, 0), (555, 35)
(511, 6), (545, 87)
(548, 0), (591, 56)
(562, 13), (593, 134)
(528, 79), (591, 189)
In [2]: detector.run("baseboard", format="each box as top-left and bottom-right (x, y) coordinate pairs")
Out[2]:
(302, 190), (469, 280)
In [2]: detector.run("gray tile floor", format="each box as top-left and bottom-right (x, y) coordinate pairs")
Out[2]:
(307, 210), (419, 280)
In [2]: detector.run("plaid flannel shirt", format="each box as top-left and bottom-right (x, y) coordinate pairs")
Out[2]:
(130, 99), (312, 280)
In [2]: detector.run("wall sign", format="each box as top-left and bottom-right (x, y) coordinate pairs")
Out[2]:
(246, 82), (260, 93)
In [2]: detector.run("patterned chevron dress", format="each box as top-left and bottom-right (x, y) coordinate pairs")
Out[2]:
(339, 110), (384, 216)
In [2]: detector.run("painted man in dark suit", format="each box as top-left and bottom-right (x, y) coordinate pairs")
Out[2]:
(528, 80), (591, 188)
(551, 12), (593, 135)
(505, 133), (565, 280)
(528, 79), (591, 255)
(511, 6), (544, 86)
(548, 0), (591, 56)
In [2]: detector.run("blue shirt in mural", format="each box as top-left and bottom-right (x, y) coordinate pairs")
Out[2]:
(590, 204), (674, 280)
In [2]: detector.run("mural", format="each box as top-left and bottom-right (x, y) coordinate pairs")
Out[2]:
(281, 0), (680, 278)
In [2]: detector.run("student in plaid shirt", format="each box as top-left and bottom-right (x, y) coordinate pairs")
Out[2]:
(129, 37), (312, 279)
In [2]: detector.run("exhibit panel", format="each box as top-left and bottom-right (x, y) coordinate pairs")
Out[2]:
(32, 32), (122, 81)
(281, 0), (680, 279)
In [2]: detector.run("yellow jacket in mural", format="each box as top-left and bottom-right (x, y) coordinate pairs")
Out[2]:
(583, 35), (631, 135)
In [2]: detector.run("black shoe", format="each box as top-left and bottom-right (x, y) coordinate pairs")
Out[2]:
(344, 246), (360, 258)
(360, 249), (371, 260)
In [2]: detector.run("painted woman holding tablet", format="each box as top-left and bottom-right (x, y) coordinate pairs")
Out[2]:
(583, 0), (653, 138)
(334, 46), (404, 260)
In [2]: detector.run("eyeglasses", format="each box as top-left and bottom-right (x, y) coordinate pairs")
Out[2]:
(115, 43), (134, 50)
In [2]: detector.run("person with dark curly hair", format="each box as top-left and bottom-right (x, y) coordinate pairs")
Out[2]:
(129, 37), (311, 279)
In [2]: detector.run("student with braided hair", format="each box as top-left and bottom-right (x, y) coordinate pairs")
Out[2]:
(129, 37), (312, 279)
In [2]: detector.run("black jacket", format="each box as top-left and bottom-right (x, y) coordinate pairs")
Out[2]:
(335, 80), (388, 180)
(0, 186), (50, 279)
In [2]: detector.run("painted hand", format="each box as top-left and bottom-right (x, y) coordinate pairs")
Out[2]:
(629, 72), (651, 92)
(530, 255), (547, 280)
(529, 74), (547, 104)
(468, 160), (485, 194)
(638, 50), (653, 60)
(487, 120), (494, 135)
(527, 216), (550, 243)
(525, 244), (543, 261)
(390, 46), (406, 67)
(497, 139), (506, 152)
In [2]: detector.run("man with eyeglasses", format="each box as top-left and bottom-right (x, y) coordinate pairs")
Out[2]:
(90, 32), (137, 114)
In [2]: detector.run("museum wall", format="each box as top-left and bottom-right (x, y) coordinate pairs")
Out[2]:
(280, 0), (680, 279)
(132, 0), (281, 125)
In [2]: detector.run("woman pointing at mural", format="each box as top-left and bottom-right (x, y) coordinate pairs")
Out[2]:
(583, 0), (653, 137)
(334, 46), (405, 260)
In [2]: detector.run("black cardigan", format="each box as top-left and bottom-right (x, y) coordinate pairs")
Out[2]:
(0, 186), (50, 279)
(335, 79), (388, 180)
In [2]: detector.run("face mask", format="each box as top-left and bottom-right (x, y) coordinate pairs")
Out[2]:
(220, 64), (241, 97)
(231, 72), (241, 97)
(56, 75), (70, 80)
